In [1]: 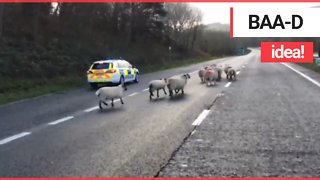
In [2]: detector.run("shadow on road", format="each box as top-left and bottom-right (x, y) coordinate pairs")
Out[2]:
(98, 105), (125, 113)
(168, 94), (189, 102)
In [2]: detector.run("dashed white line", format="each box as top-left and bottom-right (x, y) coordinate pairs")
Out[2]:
(0, 132), (31, 145)
(191, 130), (197, 135)
(83, 106), (99, 112)
(142, 88), (149, 92)
(192, 109), (211, 126)
(236, 71), (241, 75)
(128, 92), (138, 97)
(225, 82), (232, 87)
(48, 116), (74, 125)
(282, 63), (320, 88)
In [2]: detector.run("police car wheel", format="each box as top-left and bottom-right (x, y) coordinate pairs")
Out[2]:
(90, 83), (98, 89)
(134, 74), (139, 83)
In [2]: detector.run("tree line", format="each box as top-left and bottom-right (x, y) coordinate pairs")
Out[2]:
(0, 3), (238, 93)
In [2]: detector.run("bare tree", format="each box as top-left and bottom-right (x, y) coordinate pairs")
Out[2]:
(164, 3), (202, 49)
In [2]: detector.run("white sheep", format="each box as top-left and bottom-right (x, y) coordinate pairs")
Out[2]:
(210, 64), (222, 81)
(95, 84), (127, 109)
(167, 73), (190, 97)
(198, 69), (205, 83)
(204, 67), (218, 86)
(148, 78), (167, 100)
(224, 64), (232, 75)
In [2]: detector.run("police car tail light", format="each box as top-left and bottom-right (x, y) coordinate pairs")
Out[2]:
(106, 69), (117, 73)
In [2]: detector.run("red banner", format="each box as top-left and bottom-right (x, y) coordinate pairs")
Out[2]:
(261, 42), (314, 63)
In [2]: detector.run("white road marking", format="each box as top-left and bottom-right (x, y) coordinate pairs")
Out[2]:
(236, 71), (241, 75)
(48, 116), (74, 125)
(83, 106), (99, 112)
(282, 63), (320, 88)
(0, 132), (31, 145)
(191, 130), (197, 135)
(225, 82), (232, 87)
(142, 88), (149, 92)
(128, 92), (138, 97)
(192, 109), (210, 126)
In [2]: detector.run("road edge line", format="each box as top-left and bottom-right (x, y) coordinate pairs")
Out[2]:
(282, 63), (320, 88)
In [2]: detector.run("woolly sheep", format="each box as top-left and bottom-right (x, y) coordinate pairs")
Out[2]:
(210, 64), (222, 81)
(204, 67), (218, 86)
(224, 64), (232, 75)
(167, 74), (191, 97)
(95, 84), (127, 109)
(149, 78), (167, 100)
(226, 67), (236, 81)
(198, 69), (205, 83)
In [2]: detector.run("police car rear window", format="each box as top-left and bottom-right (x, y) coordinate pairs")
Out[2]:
(92, 63), (110, 69)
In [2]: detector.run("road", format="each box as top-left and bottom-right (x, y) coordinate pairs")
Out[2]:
(1, 49), (320, 177)
(159, 50), (320, 177)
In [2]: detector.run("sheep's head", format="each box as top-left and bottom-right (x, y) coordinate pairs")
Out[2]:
(182, 73), (191, 79)
(119, 84), (127, 91)
(160, 78), (168, 84)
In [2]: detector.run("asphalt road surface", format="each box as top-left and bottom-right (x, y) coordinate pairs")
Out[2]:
(159, 50), (320, 177)
(1, 49), (320, 177)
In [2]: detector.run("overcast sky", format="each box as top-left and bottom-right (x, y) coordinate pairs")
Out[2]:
(189, 3), (320, 25)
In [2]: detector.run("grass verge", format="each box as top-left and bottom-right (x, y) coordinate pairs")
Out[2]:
(0, 77), (85, 105)
(0, 56), (218, 105)
(298, 63), (320, 74)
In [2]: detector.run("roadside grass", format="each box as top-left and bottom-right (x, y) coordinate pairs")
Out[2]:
(0, 77), (85, 105)
(298, 57), (320, 74)
(0, 56), (217, 105)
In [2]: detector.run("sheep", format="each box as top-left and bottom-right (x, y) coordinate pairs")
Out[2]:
(95, 84), (127, 109)
(224, 64), (232, 75)
(148, 78), (167, 100)
(198, 69), (205, 83)
(204, 67), (219, 86)
(167, 73), (191, 97)
(226, 67), (236, 81)
(213, 65), (223, 82)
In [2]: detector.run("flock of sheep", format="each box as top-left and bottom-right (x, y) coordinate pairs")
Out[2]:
(95, 64), (236, 110)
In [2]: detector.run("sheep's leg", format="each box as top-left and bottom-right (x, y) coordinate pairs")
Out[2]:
(149, 92), (153, 100)
(111, 98), (114, 107)
(157, 89), (159, 98)
(181, 89), (184, 94)
(163, 88), (167, 95)
(169, 90), (173, 97)
(99, 101), (103, 110)
(102, 101), (108, 106)
(120, 98), (124, 104)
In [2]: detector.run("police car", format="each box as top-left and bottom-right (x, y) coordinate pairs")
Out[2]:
(87, 59), (139, 89)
